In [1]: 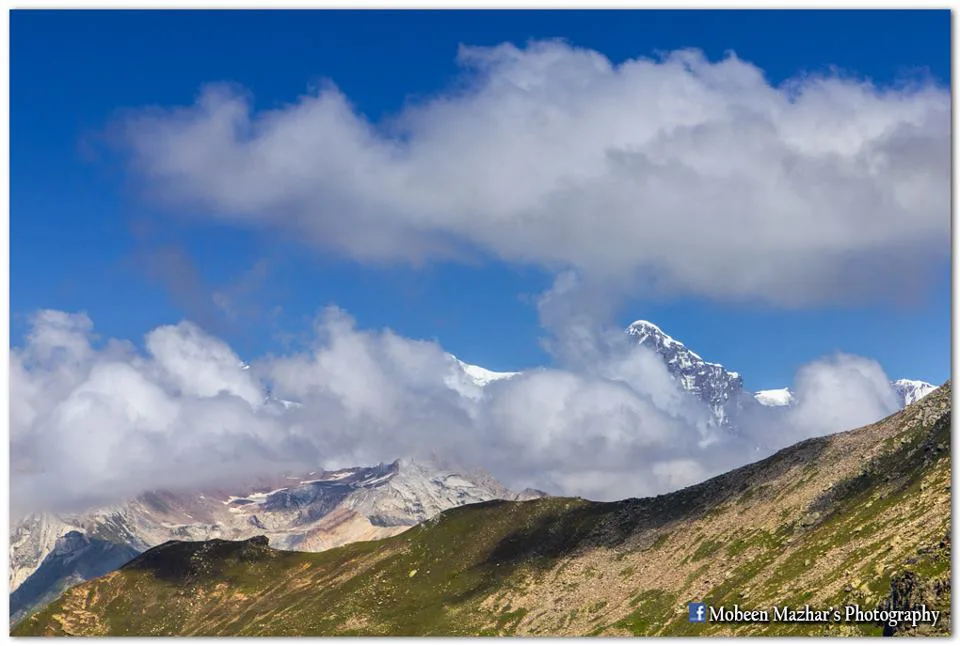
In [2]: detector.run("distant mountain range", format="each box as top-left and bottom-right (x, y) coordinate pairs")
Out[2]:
(450, 320), (934, 426)
(624, 319), (934, 422)
(754, 380), (936, 409)
(10, 457), (543, 623)
(10, 351), (546, 622)
(9, 318), (935, 624)
(14, 382), (951, 636)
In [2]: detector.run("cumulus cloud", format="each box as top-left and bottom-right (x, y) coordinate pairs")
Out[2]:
(11, 307), (908, 514)
(734, 353), (903, 458)
(145, 322), (263, 406)
(114, 41), (949, 307)
(782, 353), (901, 440)
(10, 311), (298, 516)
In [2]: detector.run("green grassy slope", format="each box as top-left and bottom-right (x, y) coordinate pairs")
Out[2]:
(13, 383), (951, 636)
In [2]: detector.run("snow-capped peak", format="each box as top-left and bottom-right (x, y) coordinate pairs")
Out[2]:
(753, 388), (795, 407)
(625, 319), (744, 427)
(754, 379), (936, 409)
(626, 320), (736, 375)
(627, 320), (702, 361)
(455, 359), (518, 387)
(892, 379), (936, 406)
(441, 354), (519, 401)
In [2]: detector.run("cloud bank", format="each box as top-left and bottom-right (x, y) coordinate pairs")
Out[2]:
(12, 307), (903, 514)
(115, 41), (949, 307)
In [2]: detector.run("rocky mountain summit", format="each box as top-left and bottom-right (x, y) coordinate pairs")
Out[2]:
(626, 320), (746, 428)
(624, 320), (935, 422)
(9, 458), (541, 623)
(15, 382), (950, 636)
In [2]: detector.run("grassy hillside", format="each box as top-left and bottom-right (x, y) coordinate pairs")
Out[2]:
(13, 383), (951, 636)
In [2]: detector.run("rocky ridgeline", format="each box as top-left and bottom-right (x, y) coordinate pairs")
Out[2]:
(626, 320), (746, 428)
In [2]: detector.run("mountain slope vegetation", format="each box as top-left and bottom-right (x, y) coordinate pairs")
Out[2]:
(9, 457), (543, 624)
(13, 382), (951, 636)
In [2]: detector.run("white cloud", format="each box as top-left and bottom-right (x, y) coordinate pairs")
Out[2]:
(145, 321), (263, 407)
(733, 353), (903, 455)
(783, 353), (901, 440)
(10, 311), (298, 515)
(115, 41), (949, 307)
(23, 310), (95, 364)
(11, 308), (908, 515)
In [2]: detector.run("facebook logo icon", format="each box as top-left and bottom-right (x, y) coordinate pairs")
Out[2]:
(688, 602), (707, 623)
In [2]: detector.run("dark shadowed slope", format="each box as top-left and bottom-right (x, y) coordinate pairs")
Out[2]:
(9, 532), (139, 623)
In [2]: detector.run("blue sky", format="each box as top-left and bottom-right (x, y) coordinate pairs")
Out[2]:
(11, 9), (951, 391)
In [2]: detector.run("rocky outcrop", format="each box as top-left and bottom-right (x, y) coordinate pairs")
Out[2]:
(878, 532), (951, 636)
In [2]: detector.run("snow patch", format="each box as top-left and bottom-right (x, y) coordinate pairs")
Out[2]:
(893, 378), (937, 406)
(754, 388), (795, 407)
(226, 487), (289, 505)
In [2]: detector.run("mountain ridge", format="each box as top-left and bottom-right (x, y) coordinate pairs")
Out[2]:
(10, 317), (935, 624)
(13, 381), (951, 636)
(8, 457), (540, 623)
(622, 320), (934, 425)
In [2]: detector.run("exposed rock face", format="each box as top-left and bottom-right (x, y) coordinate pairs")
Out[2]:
(10, 514), (78, 591)
(625, 320), (746, 427)
(10, 531), (139, 624)
(625, 321), (937, 426)
(877, 531), (951, 636)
